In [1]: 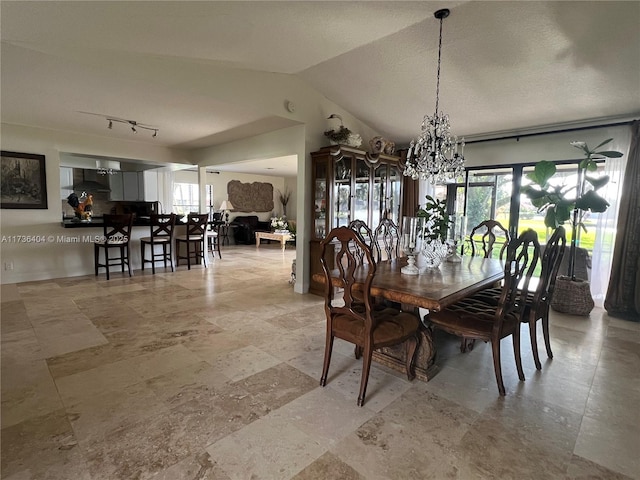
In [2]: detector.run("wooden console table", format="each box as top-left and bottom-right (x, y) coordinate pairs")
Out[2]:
(255, 231), (292, 251)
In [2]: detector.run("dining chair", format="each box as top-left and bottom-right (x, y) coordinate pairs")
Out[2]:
(140, 213), (176, 274)
(176, 213), (209, 269)
(319, 226), (420, 407)
(426, 229), (540, 396)
(460, 218), (511, 352)
(373, 217), (400, 263)
(471, 226), (566, 370)
(94, 214), (134, 280)
(468, 219), (510, 260)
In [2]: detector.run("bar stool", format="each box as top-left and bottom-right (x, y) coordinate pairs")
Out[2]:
(176, 213), (209, 269)
(140, 213), (176, 274)
(207, 222), (222, 259)
(94, 214), (133, 280)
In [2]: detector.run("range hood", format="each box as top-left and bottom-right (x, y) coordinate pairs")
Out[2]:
(73, 169), (111, 193)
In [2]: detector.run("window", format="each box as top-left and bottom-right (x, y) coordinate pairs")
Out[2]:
(172, 183), (214, 216)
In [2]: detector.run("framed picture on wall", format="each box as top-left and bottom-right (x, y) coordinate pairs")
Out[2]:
(1, 151), (48, 209)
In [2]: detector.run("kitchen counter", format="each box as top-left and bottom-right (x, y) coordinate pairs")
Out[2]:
(62, 216), (188, 228)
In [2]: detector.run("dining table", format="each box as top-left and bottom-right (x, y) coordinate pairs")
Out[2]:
(312, 255), (505, 381)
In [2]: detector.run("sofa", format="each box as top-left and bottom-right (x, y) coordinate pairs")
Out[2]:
(230, 215), (271, 244)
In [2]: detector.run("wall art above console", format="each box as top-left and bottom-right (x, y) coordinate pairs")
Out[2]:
(227, 180), (274, 213)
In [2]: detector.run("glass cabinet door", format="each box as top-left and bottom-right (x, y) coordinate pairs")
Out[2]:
(333, 156), (352, 228)
(372, 164), (387, 229)
(353, 158), (370, 224)
(388, 165), (402, 225)
(313, 159), (328, 238)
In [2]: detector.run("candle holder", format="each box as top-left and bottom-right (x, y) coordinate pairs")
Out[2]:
(446, 215), (466, 263)
(401, 216), (423, 275)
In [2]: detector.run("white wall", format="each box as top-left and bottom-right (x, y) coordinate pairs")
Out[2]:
(463, 124), (630, 167)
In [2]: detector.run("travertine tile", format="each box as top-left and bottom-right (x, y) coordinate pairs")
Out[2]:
(206, 415), (326, 480)
(1, 248), (638, 480)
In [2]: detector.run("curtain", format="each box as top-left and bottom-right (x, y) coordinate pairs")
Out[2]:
(402, 177), (419, 217)
(590, 126), (632, 307)
(157, 171), (174, 214)
(605, 121), (640, 321)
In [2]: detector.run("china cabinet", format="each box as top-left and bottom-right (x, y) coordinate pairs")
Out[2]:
(309, 145), (404, 294)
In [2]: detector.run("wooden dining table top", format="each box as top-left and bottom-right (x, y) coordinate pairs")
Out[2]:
(313, 256), (505, 311)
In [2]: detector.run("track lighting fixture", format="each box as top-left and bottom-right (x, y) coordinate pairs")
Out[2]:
(105, 116), (158, 138)
(77, 112), (159, 138)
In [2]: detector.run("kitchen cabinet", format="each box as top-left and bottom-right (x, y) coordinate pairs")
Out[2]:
(109, 172), (124, 201)
(120, 171), (158, 201)
(60, 167), (74, 200)
(309, 144), (404, 294)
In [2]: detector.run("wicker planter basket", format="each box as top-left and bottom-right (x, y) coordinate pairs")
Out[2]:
(550, 276), (594, 316)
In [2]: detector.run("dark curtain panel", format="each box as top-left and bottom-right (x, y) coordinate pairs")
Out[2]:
(605, 121), (640, 321)
(402, 177), (419, 217)
(398, 148), (419, 217)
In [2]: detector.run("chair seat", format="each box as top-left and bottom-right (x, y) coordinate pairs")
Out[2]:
(140, 236), (171, 244)
(429, 298), (519, 341)
(176, 234), (204, 241)
(334, 308), (420, 347)
(470, 287), (537, 310)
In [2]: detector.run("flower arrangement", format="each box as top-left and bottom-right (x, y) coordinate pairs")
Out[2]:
(271, 215), (289, 232)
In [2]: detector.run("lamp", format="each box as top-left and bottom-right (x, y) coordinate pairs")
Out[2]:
(219, 200), (234, 223)
(403, 8), (465, 185)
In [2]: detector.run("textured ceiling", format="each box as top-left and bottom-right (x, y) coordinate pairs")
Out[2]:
(1, 1), (639, 176)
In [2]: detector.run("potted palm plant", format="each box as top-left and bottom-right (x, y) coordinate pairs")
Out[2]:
(521, 138), (622, 315)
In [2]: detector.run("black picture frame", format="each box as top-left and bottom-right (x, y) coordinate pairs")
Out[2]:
(1, 151), (48, 209)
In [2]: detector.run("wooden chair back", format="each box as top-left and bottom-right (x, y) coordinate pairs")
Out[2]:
(469, 219), (510, 260)
(499, 229), (540, 321)
(373, 218), (400, 263)
(149, 213), (176, 242)
(186, 213), (209, 239)
(347, 219), (374, 265)
(102, 214), (133, 244)
(321, 226), (376, 320)
(535, 226), (567, 305)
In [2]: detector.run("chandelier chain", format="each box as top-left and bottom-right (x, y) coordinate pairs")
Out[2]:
(434, 14), (443, 116)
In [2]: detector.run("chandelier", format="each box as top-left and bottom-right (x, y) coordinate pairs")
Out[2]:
(403, 8), (465, 184)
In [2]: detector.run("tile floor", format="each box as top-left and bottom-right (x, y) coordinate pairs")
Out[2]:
(1, 245), (639, 479)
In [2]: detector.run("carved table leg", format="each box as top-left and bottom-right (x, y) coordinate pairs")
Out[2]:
(372, 308), (437, 381)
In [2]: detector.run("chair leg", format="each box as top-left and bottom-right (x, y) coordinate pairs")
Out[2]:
(491, 339), (505, 396)
(94, 245), (99, 276)
(358, 344), (374, 407)
(168, 244), (174, 272)
(405, 334), (418, 381)
(320, 335), (334, 387)
(541, 305), (553, 360)
(141, 243), (145, 271)
(105, 247), (110, 280)
(354, 345), (363, 359)
(513, 325), (525, 381)
(187, 241), (192, 270)
(529, 313), (542, 370)
(162, 244), (168, 270)
(126, 245), (132, 277)
(460, 337), (476, 353)
(202, 240), (207, 268)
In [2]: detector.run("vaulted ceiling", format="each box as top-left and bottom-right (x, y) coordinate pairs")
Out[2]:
(2, 1), (639, 168)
